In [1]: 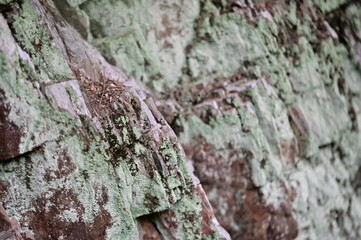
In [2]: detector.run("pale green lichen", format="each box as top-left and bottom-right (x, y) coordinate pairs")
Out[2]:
(174, 1), (361, 238)
(0, 0), (12, 5)
(309, 0), (348, 13)
(122, 127), (130, 144)
(133, 143), (145, 155)
(154, 194), (204, 240)
(130, 174), (171, 217)
(0, 26), (75, 155)
(2, 0), (361, 239)
(66, 0), (87, 7)
(0, 130), (140, 239)
(132, 127), (142, 140)
(80, 0), (199, 90)
(159, 138), (180, 166)
(11, 1), (71, 82)
(65, 84), (80, 103)
(187, 13), (265, 83)
(1, 9), (140, 237)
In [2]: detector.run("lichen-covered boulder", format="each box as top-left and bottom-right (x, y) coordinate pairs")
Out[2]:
(51, 0), (361, 239)
(1, 0), (361, 239)
(0, 0), (229, 239)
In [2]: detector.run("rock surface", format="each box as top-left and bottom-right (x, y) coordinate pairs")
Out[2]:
(0, 0), (228, 239)
(1, 0), (361, 240)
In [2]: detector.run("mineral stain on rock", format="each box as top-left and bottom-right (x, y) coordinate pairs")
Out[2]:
(0, 96), (22, 161)
(28, 187), (111, 240)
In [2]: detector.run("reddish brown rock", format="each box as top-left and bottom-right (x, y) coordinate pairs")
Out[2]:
(0, 96), (22, 161)
(137, 217), (161, 240)
(185, 137), (298, 239)
(0, 204), (35, 240)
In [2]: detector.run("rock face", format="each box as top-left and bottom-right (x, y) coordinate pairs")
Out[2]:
(0, 0), (228, 239)
(0, 0), (360, 240)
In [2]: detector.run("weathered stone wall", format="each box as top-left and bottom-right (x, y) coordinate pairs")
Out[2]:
(1, 0), (361, 239)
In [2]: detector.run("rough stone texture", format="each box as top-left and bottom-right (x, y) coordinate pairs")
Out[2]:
(0, 0), (228, 239)
(0, 204), (35, 240)
(1, 0), (361, 240)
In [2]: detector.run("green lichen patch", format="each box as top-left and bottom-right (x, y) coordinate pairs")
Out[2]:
(80, 0), (199, 90)
(9, 1), (71, 82)
(0, 131), (139, 239)
(0, 48), (74, 159)
(187, 13), (264, 82)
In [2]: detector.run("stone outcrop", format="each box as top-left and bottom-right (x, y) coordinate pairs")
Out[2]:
(1, 0), (361, 239)
(0, 0), (229, 239)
